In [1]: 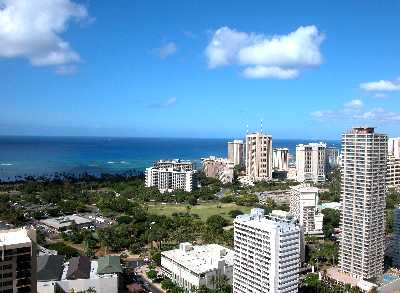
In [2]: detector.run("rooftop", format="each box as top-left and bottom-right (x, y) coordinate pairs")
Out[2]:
(290, 184), (319, 193)
(37, 255), (65, 281)
(161, 243), (234, 275)
(40, 215), (93, 229)
(97, 256), (123, 274)
(0, 228), (32, 247)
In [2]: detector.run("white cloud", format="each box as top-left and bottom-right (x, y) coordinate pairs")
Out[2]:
(311, 99), (400, 123)
(205, 25), (324, 79)
(360, 79), (400, 92)
(243, 66), (299, 79)
(153, 42), (177, 59)
(149, 97), (177, 109)
(344, 99), (363, 109)
(0, 0), (89, 71)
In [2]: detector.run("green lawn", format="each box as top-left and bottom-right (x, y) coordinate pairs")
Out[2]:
(146, 202), (252, 221)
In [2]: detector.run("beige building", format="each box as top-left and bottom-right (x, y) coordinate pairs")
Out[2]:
(388, 154), (400, 190)
(245, 132), (273, 181)
(339, 127), (387, 281)
(289, 184), (323, 235)
(202, 156), (234, 184)
(0, 228), (37, 293)
(296, 142), (326, 183)
(228, 140), (244, 167)
(273, 148), (289, 171)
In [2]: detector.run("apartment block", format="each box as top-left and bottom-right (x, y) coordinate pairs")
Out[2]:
(273, 148), (289, 171)
(296, 142), (327, 183)
(202, 156), (234, 184)
(233, 208), (300, 293)
(245, 133), (273, 181)
(161, 243), (233, 292)
(228, 140), (244, 167)
(0, 228), (37, 293)
(145, 166), (197, 193)
(339, 127), (387, 280)
(388, 137), (400, 159)
(154, 159), (193, 171)
(387, 154), (400, 190)
(289, 184), (323, 235)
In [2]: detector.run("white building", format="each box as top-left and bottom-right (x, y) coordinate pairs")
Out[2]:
(389, 137), (400, 159)
(339, 127), (387, 280)
(40, 215), (94, 231)
(289, 184), (323, 235)
(228, 140), (244, 167)
(161, 243), (233, 292)
(273, 148), (289, 171)
(155, 159), (193, 171)
(296, 142), (327, 183)
(387, 154), (400, 190)
(245, 132), (273, 181)
(233, 208), (300, 293)
(0, 228), (37, 293)
(202, 156), (234, 184)
(145, 166), (197, 192)
(326, 147), (340, 169)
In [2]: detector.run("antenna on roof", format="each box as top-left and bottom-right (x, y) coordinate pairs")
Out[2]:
(246, 124), (249, 135)
(260, 119), (263, 134)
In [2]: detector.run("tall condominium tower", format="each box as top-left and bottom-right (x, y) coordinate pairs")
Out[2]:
(245, 133), (273, 181)
(0, 228), (37, 293)
(393, 207), (400, 268)
(228, 140), (244, 167)
(296, 142), (327, 183)
(339, 127), (387, 280)
(388, 137), (400, 159)
(233, 208), (300, 293)
(273, 148), (289, 171)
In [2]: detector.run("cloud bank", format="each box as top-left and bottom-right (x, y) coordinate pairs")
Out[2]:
(0, 0), (89, 72)
(205, 25), (324, 79)
(152, 42), (177, 59)
(360, 78), (400, 92)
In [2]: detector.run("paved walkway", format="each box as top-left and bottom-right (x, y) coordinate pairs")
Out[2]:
(136, 265), (165, 293)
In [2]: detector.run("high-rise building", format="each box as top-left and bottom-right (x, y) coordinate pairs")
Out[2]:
(228, 140), (244, 167)
(273, 148), (289, 171)
(388, 137), (400, 159)
(245, 133), (273, 181)
(387, 154), (400, 190)
(339, 127), (387, 280)
(289, 184), (324, 235)
(393, 207), (400, 269)
(326, 146), (340, 170)
(145, 166), (197, 192)
(154, 159), (193, 171)
(0, 228), (37, 293)
(233, 208), (300, 293)
(202, 156), (234, 184)
(296, 142), (327, 183)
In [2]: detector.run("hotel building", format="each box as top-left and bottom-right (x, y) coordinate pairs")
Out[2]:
(273, 148), (289, 171)
(233, 208), (300, 293)
(161, 243), (233, 292)
(289, 184), (323, 235)
(339, 127), (387, 280)
(0, 228), (37, 293)
(154, 159), (193, 171)
(145, 166), (197, 193)
(245, 133), (273, 181)
(228, 140), (244, 167)
(387, 155), (400, 190)
(296, 142), (327, 183)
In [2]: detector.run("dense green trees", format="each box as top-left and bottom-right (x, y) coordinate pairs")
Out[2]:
(321, 208), (340, 239)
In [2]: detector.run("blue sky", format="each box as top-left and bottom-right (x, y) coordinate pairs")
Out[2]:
(1, 0), (400, 139)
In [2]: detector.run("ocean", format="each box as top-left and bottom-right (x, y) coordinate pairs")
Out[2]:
(0, 136), (340, 180)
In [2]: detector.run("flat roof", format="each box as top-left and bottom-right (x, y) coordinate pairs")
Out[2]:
(0, 228), (31, 247)
(162, 243), (233, 275)
(40, 215), (93, 229)
(290, 184), (319, 193)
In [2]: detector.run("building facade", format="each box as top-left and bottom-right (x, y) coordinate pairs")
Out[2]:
(273, 148), (289, 171)
(233, 208), (300, 293)
(393, 207), (400, 269)
(0, 228), (37, 293)
(228, 140), (244, 167)
(161, 243), (233, 292)
(339, 127), (387, 280)
(245, 133), (273, 181)
(326, 146), (340, 170)
(387, 154), (400, 190)
(202, 156), (234, 184)
(388, 137), (400, 159)
(296, 142), (327, 183)
(145, 167), (197, 192)
(289, 184), (323, 235)
(154, 159), (193, 171)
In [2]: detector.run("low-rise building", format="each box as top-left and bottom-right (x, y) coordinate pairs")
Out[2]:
(161, 242), (233, 292)
(202, 156), (234, 184)
(40, 215), (94, 231)
(0, 228), (37, 293)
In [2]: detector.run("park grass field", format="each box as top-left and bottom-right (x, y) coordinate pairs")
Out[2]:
(146, 202), (252, 221)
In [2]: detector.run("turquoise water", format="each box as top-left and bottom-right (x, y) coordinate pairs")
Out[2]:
(383, 274), (399, 284)
(0, 136), (340, 180)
